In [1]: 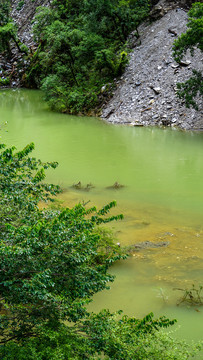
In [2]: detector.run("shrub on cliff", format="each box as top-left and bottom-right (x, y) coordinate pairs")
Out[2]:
(173, 2), (203, 109)
(0, 0), (28, 58)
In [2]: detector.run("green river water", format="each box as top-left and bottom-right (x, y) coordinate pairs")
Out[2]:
(1, 89), (203, 344)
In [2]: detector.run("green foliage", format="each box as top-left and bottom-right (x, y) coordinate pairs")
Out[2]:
(0, 313), (201, 360)
(176, 69), (203, 110)
(41, 75), (99, 114)
(82, 310), (201, 360)
(0, 21), (17, 56)
(0, 76), (10, 85)
(0, 202), (123, 341)
(25, 0), (150, 113)
(0, 324), (97, 360)
(173, 2), (203, 61)
(0, 0), (10, 27)
(0, 143), (124, 344)
(82, 0), (147, 41)
(0, 142), (60, 218)
(93, 227), (126, 264)
(95, 49), (128, 77)
(23, 49), (43, 88)
(173, 2), (203, 109)
(16, 0), (24, 11)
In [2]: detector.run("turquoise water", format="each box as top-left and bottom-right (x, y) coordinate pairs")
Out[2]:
(1, 88), (203, 343)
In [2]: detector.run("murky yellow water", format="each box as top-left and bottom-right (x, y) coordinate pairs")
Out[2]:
(1, 89), (203, 342)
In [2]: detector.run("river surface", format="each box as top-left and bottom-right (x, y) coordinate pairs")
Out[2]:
(1, 89), (203, 343)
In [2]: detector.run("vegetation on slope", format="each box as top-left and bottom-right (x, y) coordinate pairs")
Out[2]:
(26, 0), (150, 114)
(173, 2), (203, 109)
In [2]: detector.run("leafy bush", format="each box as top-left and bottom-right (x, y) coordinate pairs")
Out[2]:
(0, 76), (10, 85)
(0, 314), (202, 359)
(175, 70), (203, 110)
(0, 21), (17, 56)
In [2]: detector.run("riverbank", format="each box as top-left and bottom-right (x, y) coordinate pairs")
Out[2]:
(101, 5), (203, 131)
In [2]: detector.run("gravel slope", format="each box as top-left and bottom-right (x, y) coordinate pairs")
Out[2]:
(101, 8), (203, 130)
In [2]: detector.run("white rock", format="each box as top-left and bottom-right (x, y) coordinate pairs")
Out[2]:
(153, 87), (161, 94)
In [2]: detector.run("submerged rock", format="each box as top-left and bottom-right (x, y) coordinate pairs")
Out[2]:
(129, 240), (170, 252)
(84, 183), (95, 191)
(106, 182), (125, 190)
(72, 181), (82, 189)
(71, 182), (95, 191)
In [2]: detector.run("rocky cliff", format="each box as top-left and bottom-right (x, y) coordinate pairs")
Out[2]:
(11, 0), (49, 45)
(0, 0), (49, 87)
(101, 2), (203, 130)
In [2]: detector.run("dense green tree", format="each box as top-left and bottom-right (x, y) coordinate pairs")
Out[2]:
(24, 0), (150, 113)
(0, 143), (124, 343)
(2, 311), (201, 359)
(83, 0), (149, 41)
(173, 2), (203, 109)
